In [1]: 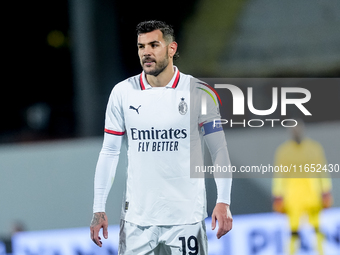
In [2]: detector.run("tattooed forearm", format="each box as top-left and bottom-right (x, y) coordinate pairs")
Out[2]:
(91, 212), (106, 227)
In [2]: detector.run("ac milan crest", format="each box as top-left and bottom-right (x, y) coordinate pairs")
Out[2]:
(178, 97), (188, 115)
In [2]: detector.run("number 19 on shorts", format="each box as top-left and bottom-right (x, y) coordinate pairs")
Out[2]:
(179, 236), (198, 255)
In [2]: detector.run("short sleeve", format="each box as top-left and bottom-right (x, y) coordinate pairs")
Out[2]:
(104, 86), (125, 135)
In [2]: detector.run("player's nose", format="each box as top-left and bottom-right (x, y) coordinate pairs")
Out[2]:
(143, 45), (153, 56)
(143, 52), (151, 57)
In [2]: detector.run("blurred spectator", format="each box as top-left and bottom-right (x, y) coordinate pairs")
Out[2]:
(272, 120), (333, 255)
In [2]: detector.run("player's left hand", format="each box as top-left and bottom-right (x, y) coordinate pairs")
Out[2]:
(322, 192), (333, 208)
(211, 203), (233, 239)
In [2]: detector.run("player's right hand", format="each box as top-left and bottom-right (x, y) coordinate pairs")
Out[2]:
(90, 212), (108, 247)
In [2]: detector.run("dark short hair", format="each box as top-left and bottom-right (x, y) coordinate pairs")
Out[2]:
(136, 20), (179, 60)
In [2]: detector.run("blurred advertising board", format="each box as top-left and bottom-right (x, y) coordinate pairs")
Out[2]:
(12, 208), (339, 255)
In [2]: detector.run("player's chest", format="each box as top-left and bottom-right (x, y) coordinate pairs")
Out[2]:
(122, 89), (190, 127)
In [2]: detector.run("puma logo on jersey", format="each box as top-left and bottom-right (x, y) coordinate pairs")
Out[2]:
(129, 105), (141, 114)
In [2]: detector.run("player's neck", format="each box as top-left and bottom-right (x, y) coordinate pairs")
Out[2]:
(146, 63), (175, 87)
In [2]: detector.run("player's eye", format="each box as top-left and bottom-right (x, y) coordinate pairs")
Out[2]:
(138, 45), (144, 49)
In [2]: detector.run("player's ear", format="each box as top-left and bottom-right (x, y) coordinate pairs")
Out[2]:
(168, 41), (178, 59)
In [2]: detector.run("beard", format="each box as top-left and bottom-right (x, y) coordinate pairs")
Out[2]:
(141, 49), (169, 77)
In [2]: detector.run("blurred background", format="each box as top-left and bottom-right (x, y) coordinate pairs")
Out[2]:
(1, 0), (339, 254)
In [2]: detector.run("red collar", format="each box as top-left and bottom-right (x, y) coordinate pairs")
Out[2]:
(139, 68), (180, 90)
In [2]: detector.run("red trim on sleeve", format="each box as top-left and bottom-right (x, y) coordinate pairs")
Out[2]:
(104, 129), (125, 135)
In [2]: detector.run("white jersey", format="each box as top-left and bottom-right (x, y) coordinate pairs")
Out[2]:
(105, 67), (220, 226)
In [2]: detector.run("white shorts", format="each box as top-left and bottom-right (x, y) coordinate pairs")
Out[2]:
(118, 220), (208, 255)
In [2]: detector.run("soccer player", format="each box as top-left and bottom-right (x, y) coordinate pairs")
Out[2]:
(272, 121), (332, 255)
(90, 20), (232, 254)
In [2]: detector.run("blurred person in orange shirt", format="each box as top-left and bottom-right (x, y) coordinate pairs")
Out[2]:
(272, 121), (333, 255)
